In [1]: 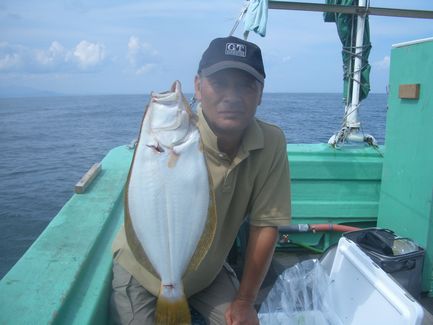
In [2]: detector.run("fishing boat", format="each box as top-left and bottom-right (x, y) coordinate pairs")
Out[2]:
(1, 1), (433, 324)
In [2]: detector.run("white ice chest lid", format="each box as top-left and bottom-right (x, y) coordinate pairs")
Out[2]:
(329, 237), (424, 325)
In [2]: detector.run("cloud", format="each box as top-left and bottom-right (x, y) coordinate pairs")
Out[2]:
(0, 42), (31, 72)
(0, 52), (20, 71)
(127, 36), (159, 75)
(374, 56), (390, 70)
(0, 40), (107, 74)
(34, 41), (67, 67)
(72, 40), (106, 69)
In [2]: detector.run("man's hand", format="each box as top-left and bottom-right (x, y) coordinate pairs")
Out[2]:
(224, 297), (259, 325)
(225, 225), (278, 325)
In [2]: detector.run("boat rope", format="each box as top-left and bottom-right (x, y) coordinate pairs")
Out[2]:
(189, 96), (197, 110)
(342, 44), (371, 98)
(342, 1), (371, 108)
(229, 0), (250, 38)
(371, 141), (384, 156)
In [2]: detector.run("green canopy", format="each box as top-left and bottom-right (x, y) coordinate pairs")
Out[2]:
(324, 0), (371, 104)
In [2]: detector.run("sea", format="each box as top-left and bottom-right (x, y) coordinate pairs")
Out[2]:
(0, 93), (388, 279)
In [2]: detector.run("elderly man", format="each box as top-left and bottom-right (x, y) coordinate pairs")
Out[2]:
(111, 36), (291, 324)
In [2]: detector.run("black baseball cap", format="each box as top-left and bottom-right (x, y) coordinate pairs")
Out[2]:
(198, 36), (265, 84)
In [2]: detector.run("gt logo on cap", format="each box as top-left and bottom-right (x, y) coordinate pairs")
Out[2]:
(225, 43), (246, 57)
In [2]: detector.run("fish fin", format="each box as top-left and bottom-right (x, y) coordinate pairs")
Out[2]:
(185, 156), (217, 272)
(155, 293), (191, 325)
(124, 170), (159, 278)
(124, 101), (160, 278)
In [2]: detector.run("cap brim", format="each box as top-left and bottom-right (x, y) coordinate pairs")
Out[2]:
(200, 61), (264, 84)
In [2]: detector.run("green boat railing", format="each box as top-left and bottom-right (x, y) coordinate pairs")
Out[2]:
(0, 143), (385, 324)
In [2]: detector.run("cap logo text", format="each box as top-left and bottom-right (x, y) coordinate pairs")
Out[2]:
(225, 43), (246, 57)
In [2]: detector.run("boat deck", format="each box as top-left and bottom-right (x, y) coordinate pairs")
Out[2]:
(1, 144), (431, 324)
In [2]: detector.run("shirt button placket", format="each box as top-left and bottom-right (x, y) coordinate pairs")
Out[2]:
(223, 167), (234, 192)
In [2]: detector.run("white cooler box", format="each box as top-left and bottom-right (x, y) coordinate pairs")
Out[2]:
(259, 237), (424, 325)
(328, 237), (424, 325)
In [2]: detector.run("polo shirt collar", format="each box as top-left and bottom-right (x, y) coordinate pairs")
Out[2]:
(196, 104), (264, 159)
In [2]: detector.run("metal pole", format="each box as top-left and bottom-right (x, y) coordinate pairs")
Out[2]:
(346, 0), (366, 128)
(268, 1), (433, 19)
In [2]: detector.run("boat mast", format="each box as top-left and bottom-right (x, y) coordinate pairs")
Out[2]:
(344, 0), (366, 139)
(326, 0), (374, 146)
(267, 1), (433, 146)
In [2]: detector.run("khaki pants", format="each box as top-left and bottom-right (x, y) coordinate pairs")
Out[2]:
(110, 262), (240, 325)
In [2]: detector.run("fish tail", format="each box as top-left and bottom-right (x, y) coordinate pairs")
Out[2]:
(155, 292), (191, 325)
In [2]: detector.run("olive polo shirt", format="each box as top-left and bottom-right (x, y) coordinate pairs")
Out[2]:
(112, 104), (291, 297)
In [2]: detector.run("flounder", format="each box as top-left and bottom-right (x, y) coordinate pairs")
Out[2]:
(125, 81), (216, 324)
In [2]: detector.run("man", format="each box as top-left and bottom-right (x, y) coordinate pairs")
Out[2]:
(111, 36), (291, 324)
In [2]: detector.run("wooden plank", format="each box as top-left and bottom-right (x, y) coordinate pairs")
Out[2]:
(75, 163), (102, 194)
(399, 84), (420, 99)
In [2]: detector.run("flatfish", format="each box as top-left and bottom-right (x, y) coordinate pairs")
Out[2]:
(125, 81), (216, 324)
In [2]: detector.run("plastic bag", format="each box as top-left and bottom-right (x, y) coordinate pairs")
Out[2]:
(258, 259), (342, 325)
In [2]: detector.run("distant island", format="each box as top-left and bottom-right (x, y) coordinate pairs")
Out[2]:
(0, 86), (63, 98)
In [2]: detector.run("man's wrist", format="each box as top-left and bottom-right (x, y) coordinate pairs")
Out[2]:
(234, 293), (256, 305)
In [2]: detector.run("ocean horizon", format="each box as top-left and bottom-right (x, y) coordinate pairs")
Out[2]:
(0, 90), (388, 99)
(0, 93), (388, 278)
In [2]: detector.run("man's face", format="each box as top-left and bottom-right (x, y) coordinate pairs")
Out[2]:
(194, 69), (263, 137)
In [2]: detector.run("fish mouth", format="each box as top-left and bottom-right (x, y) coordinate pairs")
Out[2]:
(163, 284), (176, 289)
(146, 143), (165, 153)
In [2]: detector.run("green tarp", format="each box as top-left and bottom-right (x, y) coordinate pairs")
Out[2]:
(324, 0), (371, 104)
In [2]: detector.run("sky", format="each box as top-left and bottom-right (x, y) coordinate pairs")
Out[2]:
(1, 0), (433, 96)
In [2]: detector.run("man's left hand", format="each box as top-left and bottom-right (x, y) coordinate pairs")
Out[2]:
(224, 297), (259, 325)
(225, 226), (278, 324)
